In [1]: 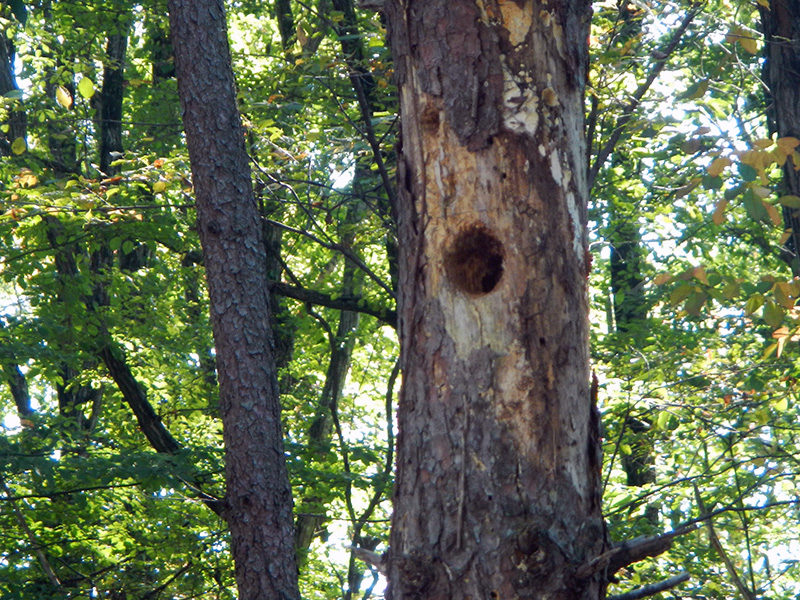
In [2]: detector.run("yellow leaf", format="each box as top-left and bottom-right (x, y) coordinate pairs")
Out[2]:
(752, 138), (773, 149)
(739, 33), (759, 55)
(56, 85), (72, 109)
(707, 156), (731, 177)
(712, 198), (728, 225)
(297, 24), (308, 48)
(776, 136), (800, 155)
(153, 181), (167, 193)
(653, 273), (672, 285)
(11, 137), (26, 154)
(764, 200), (782, 227)
(756, 0), (769, 7)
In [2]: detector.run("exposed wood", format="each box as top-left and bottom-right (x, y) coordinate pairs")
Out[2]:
(385, 1), (603, 597)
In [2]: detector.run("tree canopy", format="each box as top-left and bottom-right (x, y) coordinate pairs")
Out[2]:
(1, 0), (799, 598)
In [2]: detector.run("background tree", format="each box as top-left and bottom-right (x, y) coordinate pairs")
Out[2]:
(167, 0), (300, 598)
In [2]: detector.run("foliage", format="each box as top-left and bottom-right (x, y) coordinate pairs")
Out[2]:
(0, 0), (799, 598)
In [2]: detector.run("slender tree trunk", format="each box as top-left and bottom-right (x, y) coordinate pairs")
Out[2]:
(0, 19), (26, 155)
(99, 30), (128, 176)
(168, 2), (300, 599)
(385, 2), (605, 598)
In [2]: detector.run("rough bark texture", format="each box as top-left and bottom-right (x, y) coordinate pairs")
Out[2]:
(99, 31), (128, 175)
(167, 2), (300, 599)
(760, 0), (800, 276)
(385, 1), (604, 599)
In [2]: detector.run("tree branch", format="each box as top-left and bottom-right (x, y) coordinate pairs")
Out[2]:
(1, 474), (61, 587)
(694, 484), (755, 600)
(607, 571), (690, 600)
(264, 217), (395, 298)
(270, 281), (396, 328)
(575, 524), (698, 579)
(98, 343), (224, 516)
(588, 6), (701, 192)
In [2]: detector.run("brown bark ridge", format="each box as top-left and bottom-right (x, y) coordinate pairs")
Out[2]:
(385, 1), (604, 599)
(167, 2), (300, 599)
(759, 0), (800, 276)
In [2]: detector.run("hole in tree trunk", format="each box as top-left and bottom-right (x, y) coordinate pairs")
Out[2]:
(445, 224), (505, 295)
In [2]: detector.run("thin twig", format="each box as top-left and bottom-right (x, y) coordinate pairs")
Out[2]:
(264, 217), (395, 297)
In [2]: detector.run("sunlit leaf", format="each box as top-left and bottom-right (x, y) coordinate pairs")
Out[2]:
(763, 300), (785, 328)
(11, 137), (27, 154)
(56, 85), (73, 108)
(78, 77), (95, 99)
(707, 156), (731, 178)
(778, 195), (800, 208)
(712, 198), (728, 225)
(764, 200), (782, 226)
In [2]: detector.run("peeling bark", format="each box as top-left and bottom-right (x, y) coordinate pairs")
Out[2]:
(386, 1), (604, 598)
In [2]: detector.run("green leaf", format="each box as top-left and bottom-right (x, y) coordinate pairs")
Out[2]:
(744, 293), (765, 314)
(77, 77), (95, 99)
(738, 163), (758, 182)
(763, 300), (785, 328)
(11, 137), (26, 154)
(669, 283), (694, 305)
(777, 195), (800, 208)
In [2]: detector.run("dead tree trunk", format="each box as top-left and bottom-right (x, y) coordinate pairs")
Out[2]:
(385, 1), (605, 598)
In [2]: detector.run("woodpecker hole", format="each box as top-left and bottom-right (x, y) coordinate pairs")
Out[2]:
(444, 224), (504, 295)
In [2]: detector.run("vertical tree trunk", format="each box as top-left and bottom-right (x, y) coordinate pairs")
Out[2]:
(167, 2), (300, 599)
(99, 30), (128, 176)
(760, 0), (800, 276)
(385, 2), (605, 598)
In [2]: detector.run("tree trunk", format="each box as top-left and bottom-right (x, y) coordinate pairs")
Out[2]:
(759, 0), (800, 276)
(167, 2), (300, 599)
(99, 30), (128, 176)
(385, 2), (605, 598)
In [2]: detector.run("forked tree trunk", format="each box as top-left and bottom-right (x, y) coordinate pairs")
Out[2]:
(385, 2), (605, 598)
(167, 2), (300, 598)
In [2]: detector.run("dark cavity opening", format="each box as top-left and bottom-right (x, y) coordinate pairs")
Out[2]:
(444, 224), (504, 295)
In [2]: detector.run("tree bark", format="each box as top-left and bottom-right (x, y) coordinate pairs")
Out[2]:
(167, 2), (300, 599)
(98, 30), (128, 175)
(385, 2), (605, 598)
(759, 0), (800, 276)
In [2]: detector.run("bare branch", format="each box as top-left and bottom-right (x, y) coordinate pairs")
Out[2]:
(270, 281), (397, 328)
(607, 571), (690, 600)
(694, 484), (756, 600)
(575, 524), (698, 579)
(588, 6), (701, 192)
(264, 217), (395, 298)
